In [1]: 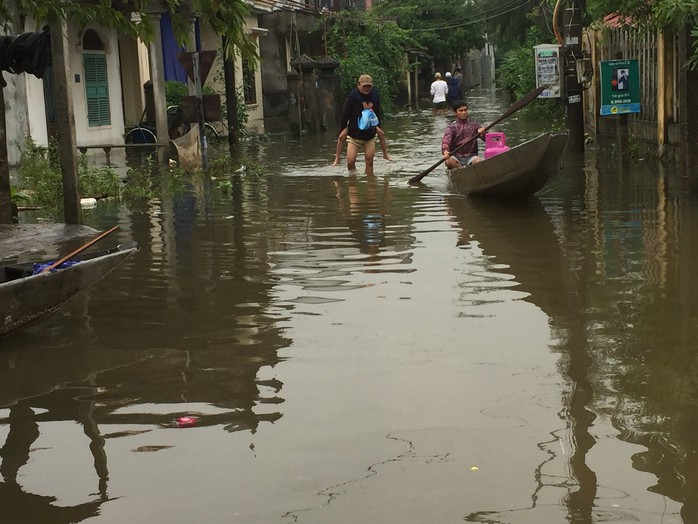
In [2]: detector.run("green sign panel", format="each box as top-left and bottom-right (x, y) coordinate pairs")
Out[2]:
(600, 59), (640, 115)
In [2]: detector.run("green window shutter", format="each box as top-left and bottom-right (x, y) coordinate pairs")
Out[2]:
(83, 53), (111, 127)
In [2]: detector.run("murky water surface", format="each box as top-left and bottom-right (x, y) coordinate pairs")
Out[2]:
(2, 88), (697, 523)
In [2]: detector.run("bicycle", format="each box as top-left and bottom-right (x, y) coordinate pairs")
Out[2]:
(166, 105), (219, 141)
(123, 106), (219, 145)
(124, 109), (157, 144)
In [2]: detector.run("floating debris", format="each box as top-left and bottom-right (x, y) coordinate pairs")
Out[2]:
(133, 445), (174, 452)
(174, 415), (201, 428)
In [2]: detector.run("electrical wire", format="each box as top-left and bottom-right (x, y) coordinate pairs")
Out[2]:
(404, 0), (526, 32)
(411, 0), (526, 29)
(407, 0), (534, 33)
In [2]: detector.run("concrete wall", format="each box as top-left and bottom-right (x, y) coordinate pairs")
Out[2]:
(118, 35), (150, 127)
(4, 21), (124, 165)
(259, 10), (325, 133)
(287, 68), (341, 137)
(4, 74), (32, 166)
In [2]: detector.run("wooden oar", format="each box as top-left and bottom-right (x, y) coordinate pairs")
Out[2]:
(408, 85), (548, 185)
(42, 225), (119, 273)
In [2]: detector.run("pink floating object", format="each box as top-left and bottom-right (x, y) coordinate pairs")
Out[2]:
(175, 416), (200, 427)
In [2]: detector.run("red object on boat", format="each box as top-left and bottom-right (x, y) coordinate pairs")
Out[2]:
(175, 416), (200, 427)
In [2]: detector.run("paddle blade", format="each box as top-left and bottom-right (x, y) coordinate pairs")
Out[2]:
(485, 84), (548, 131)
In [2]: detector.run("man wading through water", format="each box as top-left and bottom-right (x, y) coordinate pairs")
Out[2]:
(339, 74), (382, 175)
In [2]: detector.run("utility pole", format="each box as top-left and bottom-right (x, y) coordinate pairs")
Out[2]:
(563, 2), (585, 152)
(0, 81), (12, 224)
(192, 52), (208, 171)
(50, 24), (82, 224)
(222, 36), (239, 153)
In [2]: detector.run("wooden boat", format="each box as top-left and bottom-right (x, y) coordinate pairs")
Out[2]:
(448, 132), (568, 198)
(0, 242), (138, 337)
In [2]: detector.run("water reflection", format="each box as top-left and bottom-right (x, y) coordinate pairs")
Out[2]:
(334, 174), (389, 257)
(0, 390), (107, 523)
(547, 145), (698, 522)
(447, 163), (698, 522)
(3, 89), (698, 522)
(446, 197), (596, 522)
(1, 172), (292, 519)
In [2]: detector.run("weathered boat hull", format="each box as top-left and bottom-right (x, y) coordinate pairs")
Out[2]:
(0, 243), (138, 337)
(448, 133), (568, 198)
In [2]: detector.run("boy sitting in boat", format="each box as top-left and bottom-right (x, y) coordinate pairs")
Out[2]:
(441, 100), (485, 169)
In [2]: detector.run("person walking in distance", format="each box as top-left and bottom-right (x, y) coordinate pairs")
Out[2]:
(452, 66), (464, 92)
(430, 72), (449, 116)
(445, 71), (463, 109)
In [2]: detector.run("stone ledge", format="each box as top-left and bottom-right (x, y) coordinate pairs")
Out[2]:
(0, 224), (99, 262)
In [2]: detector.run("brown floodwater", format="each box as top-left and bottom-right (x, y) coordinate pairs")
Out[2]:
(1, 87), (697, 523)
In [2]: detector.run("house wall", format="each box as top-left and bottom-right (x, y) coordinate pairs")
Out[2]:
(119, 35), (150, 127)
(4, 75), (32, 166)
(258, 10), (324, 133)
(243, 15), (266, 134)
(6, 22), (125, 163)
(198, 15), (266, 135)
(3, 21), (46, 165)
(25, 75), (48, 146)
(69, 22), (125, 147)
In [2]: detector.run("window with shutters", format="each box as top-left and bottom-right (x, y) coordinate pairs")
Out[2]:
(82, 30), (110, 127)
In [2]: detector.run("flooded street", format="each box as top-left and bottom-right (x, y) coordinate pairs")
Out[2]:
(2, 87), (698, 523)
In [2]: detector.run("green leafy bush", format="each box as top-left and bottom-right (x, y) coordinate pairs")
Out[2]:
(17, 136), (121, 208)
(496, 28), (565, 123)
(165, 80), (190, 108)
(326, 10), (415, 114)
(77, 154), (121, 199)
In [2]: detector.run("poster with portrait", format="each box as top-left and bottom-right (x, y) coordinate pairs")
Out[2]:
(600, 59), (640, 115)
(612, 68), (630, 91)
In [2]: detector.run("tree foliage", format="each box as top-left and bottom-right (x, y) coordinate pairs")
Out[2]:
(480, 0), (558, 58)
(326, 10), (415, 113)
(0, 0), (258, 62)
(495, 26), (564, 122)
(373, 0), (485, 66)
(585, 0), (698, 68)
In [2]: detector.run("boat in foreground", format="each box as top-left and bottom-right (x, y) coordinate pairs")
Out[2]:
(448, 132), (568, 198)
(0, 242), (138, 337)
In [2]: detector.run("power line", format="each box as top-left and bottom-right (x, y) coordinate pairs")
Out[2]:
(407, 0), (534, 33)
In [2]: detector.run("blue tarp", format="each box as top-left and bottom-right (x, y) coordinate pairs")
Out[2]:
(161, 13), (202, 83)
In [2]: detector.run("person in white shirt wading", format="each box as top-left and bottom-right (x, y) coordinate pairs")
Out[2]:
(430, 72), (449, 116)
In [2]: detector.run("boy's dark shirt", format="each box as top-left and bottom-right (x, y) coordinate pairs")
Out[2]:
(341, 88), (381, 141)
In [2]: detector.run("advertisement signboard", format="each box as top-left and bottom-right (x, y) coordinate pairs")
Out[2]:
(534, 44), (562, 98)
(600, 59), (640, 115)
